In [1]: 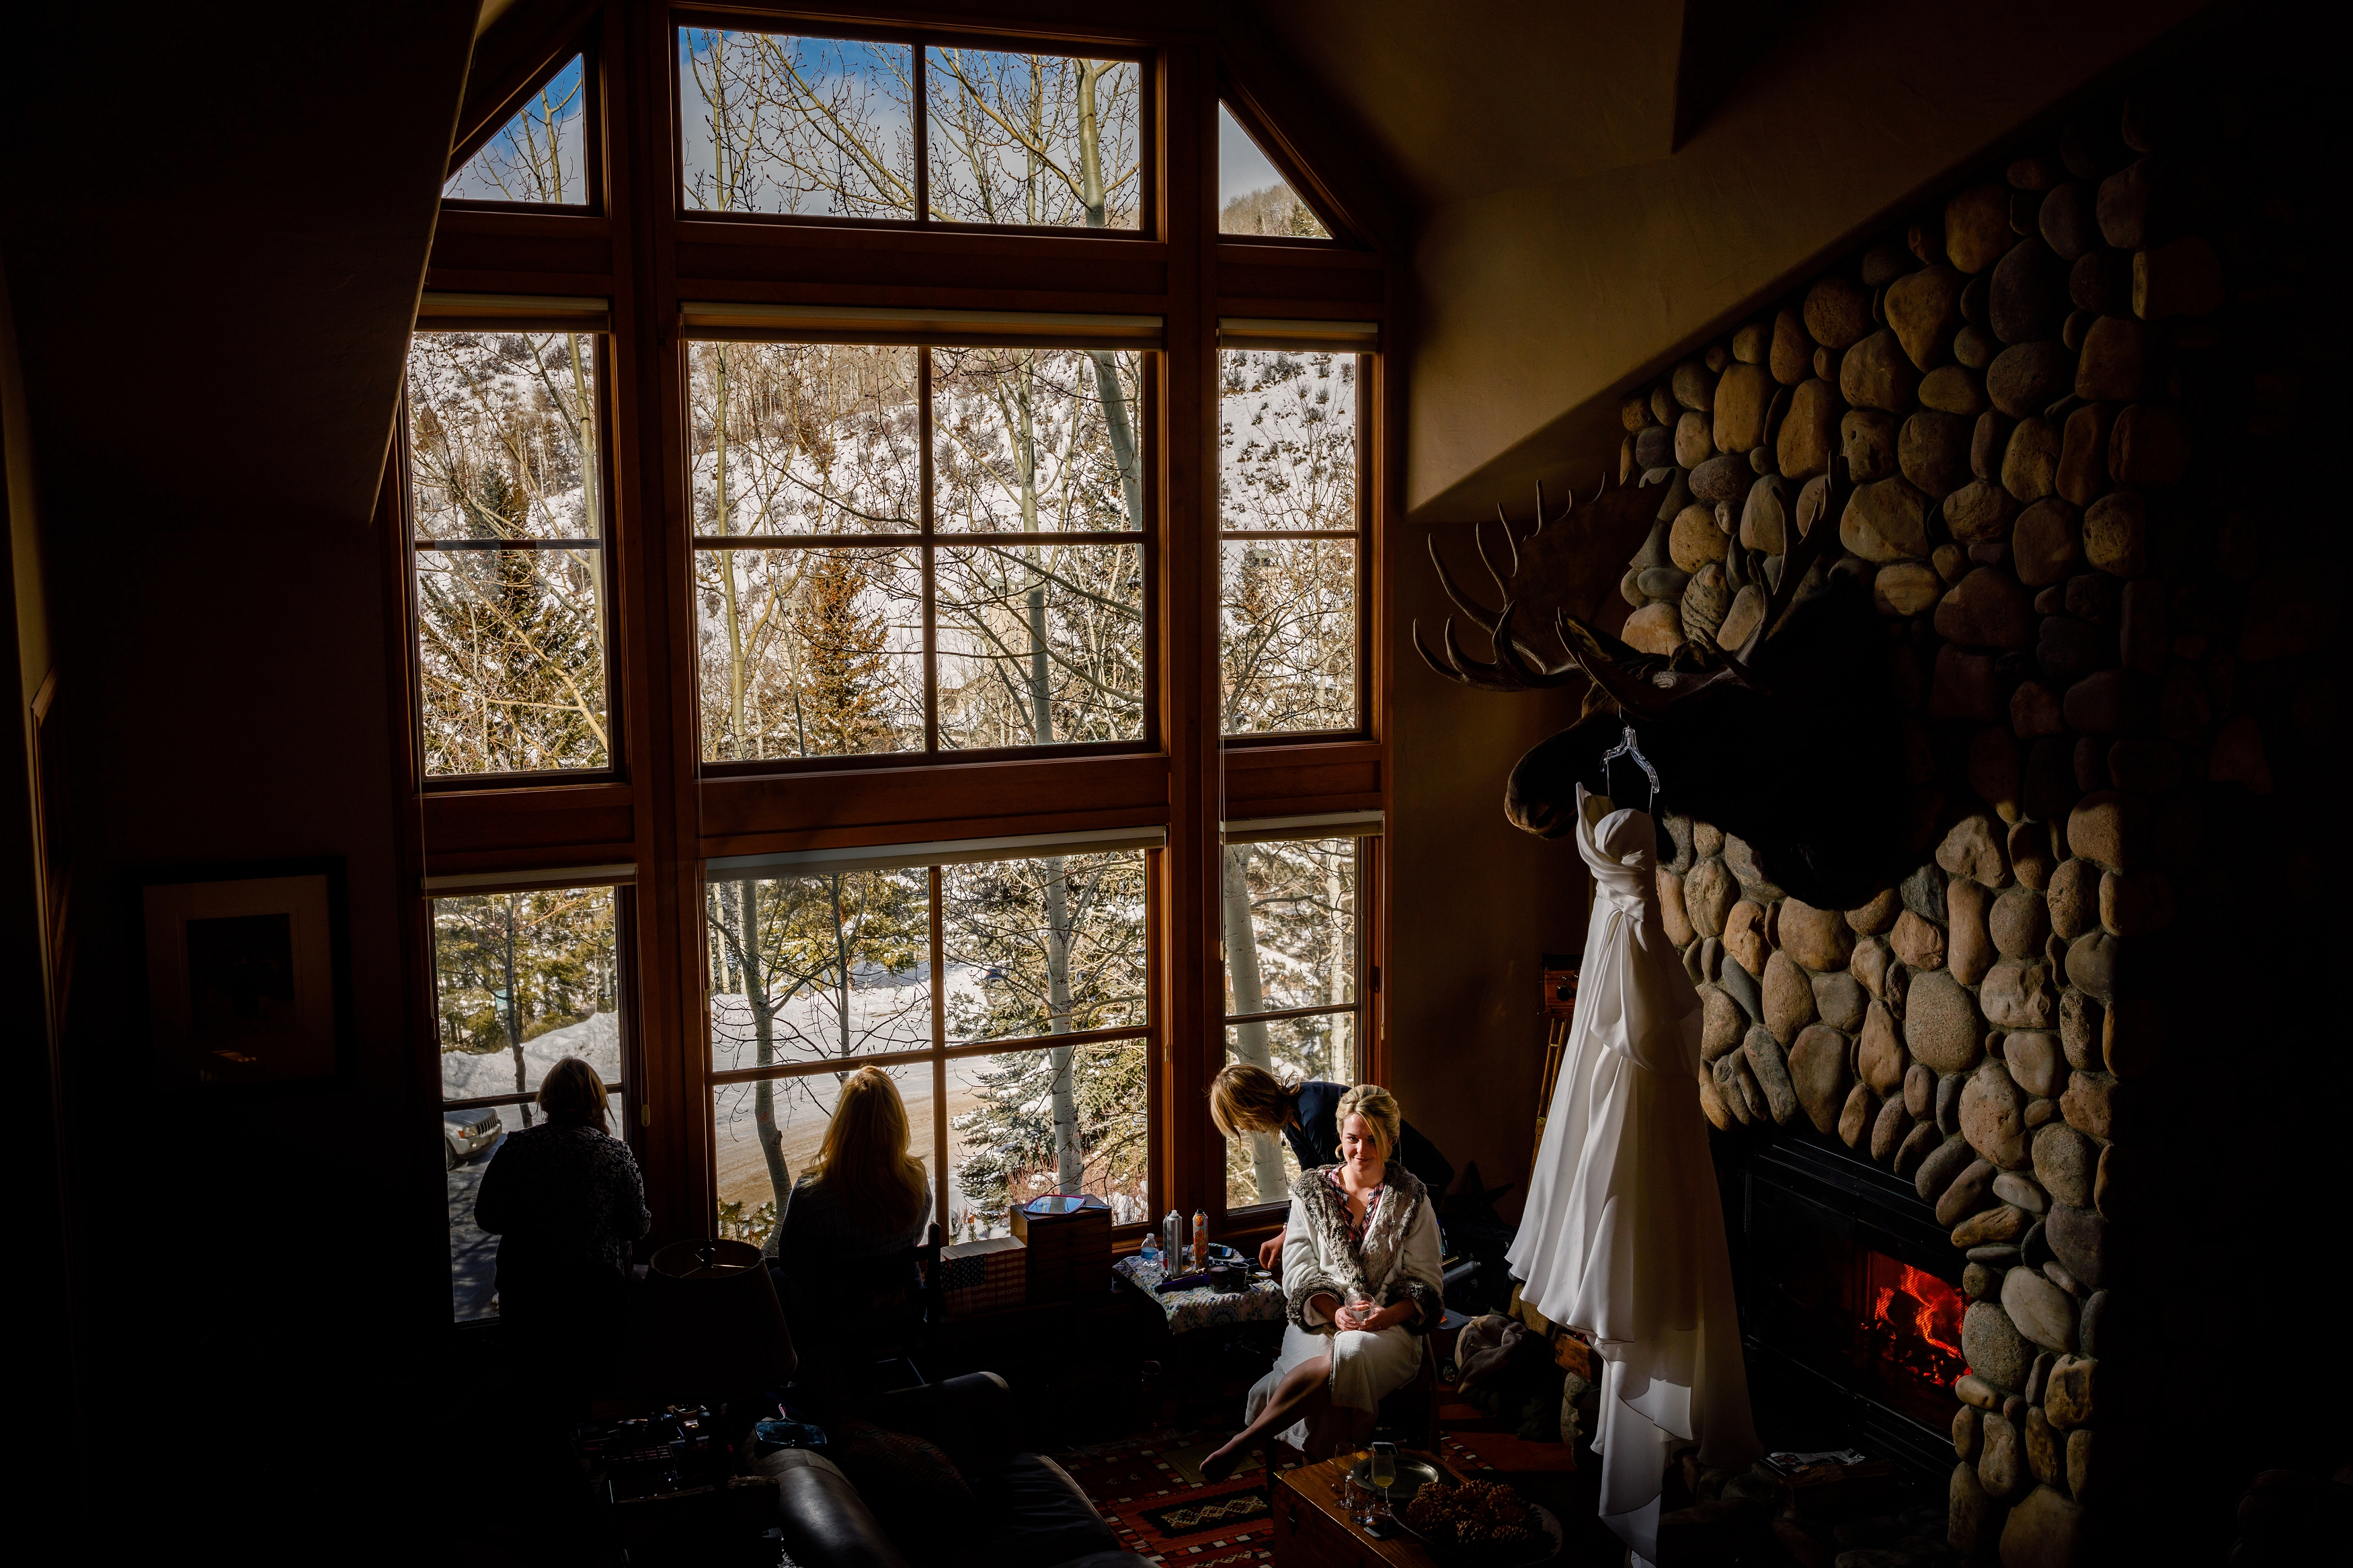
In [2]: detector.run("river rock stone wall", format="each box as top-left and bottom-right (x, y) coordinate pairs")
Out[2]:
(1613, 62), (2336, 1567)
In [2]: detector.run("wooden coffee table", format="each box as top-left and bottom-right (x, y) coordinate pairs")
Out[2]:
(1269, 1451), (1455, 1568)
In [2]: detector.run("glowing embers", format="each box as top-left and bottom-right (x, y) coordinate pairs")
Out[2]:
(1861, 1251), (1968, 1395)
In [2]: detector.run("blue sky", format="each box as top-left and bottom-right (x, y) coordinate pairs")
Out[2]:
(1218, 102), (1291, 206)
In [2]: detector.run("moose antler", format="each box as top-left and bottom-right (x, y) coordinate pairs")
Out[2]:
(1413, 474), (1663, 693)
(1545, 455), (1853, 718)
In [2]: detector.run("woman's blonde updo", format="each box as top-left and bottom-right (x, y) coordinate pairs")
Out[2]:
(1335, 1083), (1402, 1163)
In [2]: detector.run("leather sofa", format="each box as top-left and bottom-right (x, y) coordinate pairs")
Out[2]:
(752, 1373), (1146, 1568)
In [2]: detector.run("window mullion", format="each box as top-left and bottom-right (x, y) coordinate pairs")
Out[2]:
(920, 345), (939, 755)
(929, 865), (948, 1235)
(911, 36), (928, 225)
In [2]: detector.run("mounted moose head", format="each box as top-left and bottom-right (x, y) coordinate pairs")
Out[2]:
(1414, 458), (1907, 911)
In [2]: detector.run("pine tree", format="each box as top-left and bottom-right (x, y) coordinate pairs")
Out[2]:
(793, 551), (898, 756)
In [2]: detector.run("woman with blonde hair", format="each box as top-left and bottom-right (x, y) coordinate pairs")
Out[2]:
(1210, 1062), (1453, 1268)
(1201, 1083), (1443, 1479)
(770, 1066), (933, 1338)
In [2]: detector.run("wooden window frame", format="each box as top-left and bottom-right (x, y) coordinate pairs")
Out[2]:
(702, 850), (1160, 1240)
(426, 876), (645, 1323)
(1217, 828), (1379, 1225)
(444, 36), (610, 219)
(682, 339), (1160, 775)
(1210, 83), (1351, 249)
(395, 3), (1400, 1312)
(668, 11), (1159, 240)
(401, 327), (628, 792)
(1216, 347), (1373, 747)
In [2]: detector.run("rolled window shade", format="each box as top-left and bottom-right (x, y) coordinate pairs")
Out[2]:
(1220, 810), (1384, 845)
(416, 292), (611, 333)
(1216, 317), (1378, 353)
(422, 862), (636, 894)
(681, 301), (1164, 350)
(707, 824), (1166, 880)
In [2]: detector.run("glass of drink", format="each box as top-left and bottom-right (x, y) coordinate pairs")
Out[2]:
(1369, 1442), (1398, 1520)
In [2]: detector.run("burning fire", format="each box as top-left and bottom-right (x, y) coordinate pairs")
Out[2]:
(1864, 1257), (1967, 1385)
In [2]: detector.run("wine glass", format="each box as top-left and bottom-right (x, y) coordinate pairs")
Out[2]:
(1369, 1442), (1398, 1520)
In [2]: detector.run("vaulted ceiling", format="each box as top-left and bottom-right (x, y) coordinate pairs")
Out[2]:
(1, 0), (2224, 557)
(1235, 0), (2224, 520)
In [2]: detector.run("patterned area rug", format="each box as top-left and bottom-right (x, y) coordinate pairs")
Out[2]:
(1049, 1425), (1517, 1567)
(1052, 1428), (1273, 1568)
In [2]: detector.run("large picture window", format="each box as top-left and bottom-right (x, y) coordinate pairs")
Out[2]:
(413, 16), (1388, 1311)
(679, 28), (1142, 233)
(1219, 349), (1365, 737)
(432, 883), (627, 1321)
(689, 340), (1148, 766)
(707, 839), (1151, 1246)
(406, 329), (611, 778)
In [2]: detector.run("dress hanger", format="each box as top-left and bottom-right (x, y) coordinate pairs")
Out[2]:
(1599, 725), (1661, 816)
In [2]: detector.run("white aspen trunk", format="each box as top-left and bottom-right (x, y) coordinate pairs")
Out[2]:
(1222, 846), (1287, 1199)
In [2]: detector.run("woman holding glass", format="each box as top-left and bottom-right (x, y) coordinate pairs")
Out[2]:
(1200, 1084), (1443, 1480)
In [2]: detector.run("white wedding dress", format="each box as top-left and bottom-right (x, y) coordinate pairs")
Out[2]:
(1506, 788), (1759, 1566)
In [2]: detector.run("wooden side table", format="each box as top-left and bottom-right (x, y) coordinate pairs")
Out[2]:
(1269, 1451), (1451, 1568)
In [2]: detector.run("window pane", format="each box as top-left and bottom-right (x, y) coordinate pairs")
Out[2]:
(931, 347), (1144, 534)
(1218, 350), (1357, 533)
(695, 547), (923, 762)
(411, 333), (604, 544)
(705, 870), (931, 1069)
(415, 549), (611, 772)
(432, 886), (621, 1103)
(679, 30), (916, 219)
(408, 331), (609, 775)
(940, 851), (1146, 1043)
(688, 342), (920, 539)
(935, 544), (1143, 750)
(1217, 101), (1329, 239)
(924, 50), (1140, 231)
(1222, 838), (1357, 1016)
(949, 1040), (1147, 1241)
(1221, 536), (1357, 734)
(714, 1066), (930, 1250)
(450, 1089), (623, 1321)
(446, 55), (589, 205)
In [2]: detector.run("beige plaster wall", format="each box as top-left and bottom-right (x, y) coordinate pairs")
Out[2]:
(1404, 0), (2219, 522)
(1384, 520), (1594, 1219)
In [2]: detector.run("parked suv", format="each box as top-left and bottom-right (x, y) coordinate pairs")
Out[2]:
(444, 1107), (504, 1169)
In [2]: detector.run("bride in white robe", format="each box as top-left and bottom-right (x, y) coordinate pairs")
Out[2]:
(1507, 786), (1759, 1565)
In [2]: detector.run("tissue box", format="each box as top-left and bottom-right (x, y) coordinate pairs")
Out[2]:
(939, 1235), (1025, 1317)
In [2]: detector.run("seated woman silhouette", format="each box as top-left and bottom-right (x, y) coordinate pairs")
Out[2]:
(765, 1067), (932, 1354)
(1201, 1083), (1443, 1479)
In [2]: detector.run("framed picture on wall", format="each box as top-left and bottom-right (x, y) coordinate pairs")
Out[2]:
(141, 858), (350, 1089)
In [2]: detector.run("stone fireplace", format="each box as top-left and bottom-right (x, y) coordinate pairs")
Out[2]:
(1728, 1132), (1970, 1478)
(1588, 40), (2332, 1566)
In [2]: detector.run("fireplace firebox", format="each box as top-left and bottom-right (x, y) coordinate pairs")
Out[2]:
(1718, 1127), (1966, 1479)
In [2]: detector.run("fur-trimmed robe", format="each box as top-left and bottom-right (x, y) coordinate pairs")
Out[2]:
(1245, 1161), (1445, 1450)
(1281, 1160), (1445, 1335)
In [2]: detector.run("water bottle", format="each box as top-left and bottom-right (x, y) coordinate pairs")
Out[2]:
(1192, 1209), (1207, 1271)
